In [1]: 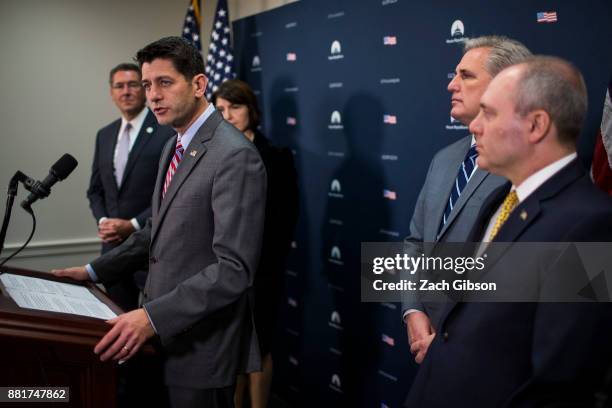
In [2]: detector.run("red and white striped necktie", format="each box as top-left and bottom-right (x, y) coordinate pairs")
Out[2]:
(162, 136), (184, 199)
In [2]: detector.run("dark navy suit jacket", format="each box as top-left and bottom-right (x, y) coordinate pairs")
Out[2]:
(87, 109), (173, 309)
(405, 159), (612, 408)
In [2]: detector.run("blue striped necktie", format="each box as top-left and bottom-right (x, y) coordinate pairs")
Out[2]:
(439, 144), (478, 234)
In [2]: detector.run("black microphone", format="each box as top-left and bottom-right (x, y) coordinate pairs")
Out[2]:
(21, 154), (78, 209)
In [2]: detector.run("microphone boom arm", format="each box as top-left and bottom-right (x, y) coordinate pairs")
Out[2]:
(0, 171), (36, 260)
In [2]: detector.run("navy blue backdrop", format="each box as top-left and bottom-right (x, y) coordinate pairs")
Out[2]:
(232, 1), (612, 406)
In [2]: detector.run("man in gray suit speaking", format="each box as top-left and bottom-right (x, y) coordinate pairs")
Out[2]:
(53, 37), (266, 407)
(402, 36), (531, 364)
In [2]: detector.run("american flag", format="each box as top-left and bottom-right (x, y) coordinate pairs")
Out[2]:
(383, 189), (397, 200)
(383, 36), (397, 45)
(381, 333), (395, 346)
(537, 11), (558, 23)
(181, 0), (201, 51)
(204, 0), (235, 99)
(383, 114), (397, 124)
(591, 80), (612, 195)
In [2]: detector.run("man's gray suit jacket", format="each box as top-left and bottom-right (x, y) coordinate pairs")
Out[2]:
(91, 110), (267, 390)
(401, 135), (505, 328)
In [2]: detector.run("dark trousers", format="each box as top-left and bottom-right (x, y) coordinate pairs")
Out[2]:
(168, 384), (236, 408)
(118, 354), (169, 408)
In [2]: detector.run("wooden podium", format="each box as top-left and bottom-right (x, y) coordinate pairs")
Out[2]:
(0, 266), (124, 408)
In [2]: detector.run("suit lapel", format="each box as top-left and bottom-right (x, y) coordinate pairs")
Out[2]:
(437, 169), (488, 240)
(119, 110), (156, 189)
(104, 120), (122, 192)
(492, 159), (583, 244)
(435, 182), (509, 328)
(151, 110), (223, 247)
(491, 201), (541, 244)
(430, 137), (471, 241)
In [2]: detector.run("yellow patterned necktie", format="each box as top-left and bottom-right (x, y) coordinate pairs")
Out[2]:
(489, 190), (519, 241)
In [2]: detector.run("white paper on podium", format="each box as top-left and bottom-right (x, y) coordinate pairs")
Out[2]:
(0, 273), (117, 320)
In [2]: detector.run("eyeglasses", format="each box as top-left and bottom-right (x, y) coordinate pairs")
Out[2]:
(111, 82), (142, 90)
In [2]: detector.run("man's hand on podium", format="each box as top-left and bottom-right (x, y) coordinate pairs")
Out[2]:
(51, 266), (90, 281)
(52, 266), (154, 363)
(95, 309), (155, 363)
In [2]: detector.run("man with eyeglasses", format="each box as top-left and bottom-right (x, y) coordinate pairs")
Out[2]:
(87, 63), (173, 311)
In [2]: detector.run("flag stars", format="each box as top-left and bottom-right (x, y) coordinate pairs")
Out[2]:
(204, 1), (233, 98)
(182, 3), (201, 51)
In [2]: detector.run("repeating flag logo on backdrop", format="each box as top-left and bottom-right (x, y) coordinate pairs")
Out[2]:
(383, 189), (397, 200)
(537, 11), (558, 23)
(383, 114), (397, 124)
(383, 36), (397, 45)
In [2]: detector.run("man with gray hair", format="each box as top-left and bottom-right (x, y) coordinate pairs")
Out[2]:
(405, 56), (612, 407)
(402, 35), (531, 364)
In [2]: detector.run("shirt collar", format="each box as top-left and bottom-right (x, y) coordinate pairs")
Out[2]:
(177, 103), (216, 150)
(120, 106), (148, 135)
(513, 152), (577, 202)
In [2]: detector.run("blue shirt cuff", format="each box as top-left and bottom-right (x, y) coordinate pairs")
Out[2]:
(85, 264), (99, 282)
(142, 304), (158, 334)
(130, 218), (141, 231)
